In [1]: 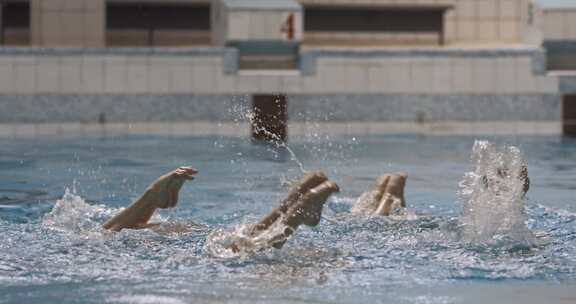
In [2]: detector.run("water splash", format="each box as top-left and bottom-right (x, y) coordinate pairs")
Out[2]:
(42, 187), (112, 234)
(41, 187), (169, 236)
(246, 110), (307, 173)
(458, 140), (535, 247)
(350, 191), (379, 215)
(228, 101), (307, 173)
(203, 218), (291, 259)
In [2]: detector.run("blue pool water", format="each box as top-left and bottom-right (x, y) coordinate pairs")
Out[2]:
(0, 134), (575, 303)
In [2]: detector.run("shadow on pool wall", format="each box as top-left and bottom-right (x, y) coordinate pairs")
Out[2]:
(0, 93), (566, 138)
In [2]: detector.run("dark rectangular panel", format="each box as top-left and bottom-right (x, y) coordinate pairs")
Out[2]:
(1, 2), (30, 45)
(304, 6), (444, 33)
(107, 3), (210, 30)
(252, 95), (288, 142)
(545, 41), (576, 71)
(2, 2), (30, 28)
(563, 95), (576, 136)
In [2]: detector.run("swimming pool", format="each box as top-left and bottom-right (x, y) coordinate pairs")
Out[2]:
(1, 134), (575, 303)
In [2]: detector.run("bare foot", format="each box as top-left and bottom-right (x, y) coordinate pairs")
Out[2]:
(285, 180), (340, 227)
(251, 171), (328, 234)
(103, 166), (197, 231)
(353, 172), (407, 216)
(143, 167), (198, 209)
(229, 172), (339, 252)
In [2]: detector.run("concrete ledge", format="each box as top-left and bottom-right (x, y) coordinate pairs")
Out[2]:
(0, 46), (230, 57)
(300, 46), (546, 76)
(0, 46), (547, 79)
(0, 121), (562, 139)
(0, 94), (561, 123)
(300, 46), (542, 57)
(0, 94), (243, 123)
(288, 94), (561, 122)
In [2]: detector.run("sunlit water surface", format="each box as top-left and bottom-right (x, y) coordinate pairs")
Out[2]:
(1, 134), (575, 304)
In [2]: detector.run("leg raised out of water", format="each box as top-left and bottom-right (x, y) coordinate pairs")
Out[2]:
(102, 167), (197, 232)
(250, 171), (328, 234)
(352, 172), (407, 216)
(230, 171), (339, 251)
(270, 180), (340, 247)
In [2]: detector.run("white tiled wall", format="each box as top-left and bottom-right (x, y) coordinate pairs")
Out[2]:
(171, 62), (195, 93)
(148, 57), (174, 94)
(30, 0), (105, 47)
(82, 56), (105, 93)
(295, 54), (558, 94)
(494, 57), (516, 93)
(542, 9), (576, 40)
(60, 57), (83, 94)
(432, 58), (452, 93)
(193, 63), (218, 92)
(13, 57), (36, 94)
(0, 50), (560, 95)
(36, 57), (60, 93)
(471, 58), (494, 93)
(451, 59), (474, 93)
(104, 56), (127, 94)
(448, 0), (528, 43)
(411, 59), (434, 92)
(387, 60), (413, 93)
(126, 57), (149, 93)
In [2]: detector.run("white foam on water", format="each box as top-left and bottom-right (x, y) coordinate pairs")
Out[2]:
(42, 187), (163, 236)
(203, 217), (292, 259)
(350, 190), (380, 215)
(42, 187), (112, 235)
(458, 140), (535, 246)
(113, 295), (186, 304)
(351, 190), (407, 218)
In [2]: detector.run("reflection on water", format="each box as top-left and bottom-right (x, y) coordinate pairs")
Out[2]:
(0, 188), (49, 205)
(0, 135), (575, 303)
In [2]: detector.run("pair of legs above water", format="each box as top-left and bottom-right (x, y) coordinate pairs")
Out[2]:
(351, 172), (408, 216)
(234, 171), (339, 250)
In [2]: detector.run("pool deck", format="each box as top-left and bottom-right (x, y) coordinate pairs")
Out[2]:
(0, 121), (561, 138)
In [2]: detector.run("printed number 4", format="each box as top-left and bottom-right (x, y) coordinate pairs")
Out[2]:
(281, 13), (295, 40)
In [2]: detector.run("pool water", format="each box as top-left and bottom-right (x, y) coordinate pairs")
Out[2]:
(1, 134), (575, 304)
